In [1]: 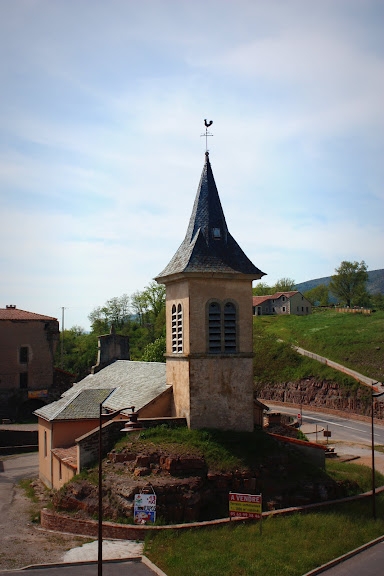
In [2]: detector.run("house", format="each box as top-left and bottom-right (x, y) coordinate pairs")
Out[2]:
(35, 331), (173, 488)
(0, 305), (67, 421)
(253, 291), (312, 316)
(35, 150), (269, 488)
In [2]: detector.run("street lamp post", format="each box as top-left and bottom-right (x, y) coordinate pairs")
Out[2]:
(371, 382), (384, 521)
(98, 404), (137, 576)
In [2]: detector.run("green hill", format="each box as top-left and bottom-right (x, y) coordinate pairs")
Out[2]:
(295, 268), (384, 296)
(253, 309), (384, 385)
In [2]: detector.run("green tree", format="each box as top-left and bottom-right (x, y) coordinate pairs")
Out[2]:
(329, 260), (369, 307)
(131, 282), (165, 334)
(88, 294), (130, 333)
(274, 278), (296, 292)
(371, 293), (384, 311)
(304, 284), (330, 307)
(141, 336), (166, 362)
(55, 327), (98, 379)
(252, 282), (272, 296)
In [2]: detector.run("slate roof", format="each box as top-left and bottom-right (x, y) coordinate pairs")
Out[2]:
(35, 360), (169, 422)
(0, 307), (57, 321)
(156, 152), (265, 282)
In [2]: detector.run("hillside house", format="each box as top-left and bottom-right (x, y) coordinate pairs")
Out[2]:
(253, 291), (312, 316)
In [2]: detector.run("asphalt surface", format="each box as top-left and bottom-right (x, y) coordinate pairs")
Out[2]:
(0, 559), (162, 575)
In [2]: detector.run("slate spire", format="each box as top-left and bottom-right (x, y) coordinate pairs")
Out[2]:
(156, 152), (265, 281)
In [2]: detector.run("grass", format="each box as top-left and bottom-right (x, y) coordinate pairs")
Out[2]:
(253, 309), (384, 383)
(18, 478), (41, 523)
(145, 494), (384, 576)
(326, 459), (384, 493)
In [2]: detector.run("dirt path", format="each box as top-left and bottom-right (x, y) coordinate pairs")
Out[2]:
(0, 454), (92, 570)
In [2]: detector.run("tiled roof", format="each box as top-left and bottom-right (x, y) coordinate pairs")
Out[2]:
(252, 291), (300, 306)
(51, 445), (77, 469)
(35, 360), (169, 422)
(0, 307), (57, 321)
(156, 152), (265, 282)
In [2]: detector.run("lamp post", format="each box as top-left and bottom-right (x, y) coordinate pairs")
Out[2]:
(98, 404), (138, 576)
(370, 382), (384, 521)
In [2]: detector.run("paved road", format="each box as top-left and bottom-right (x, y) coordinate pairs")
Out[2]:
(0, 559), (162, 575)
(308, 539), (384, 576)
(0, 452), (38, 515)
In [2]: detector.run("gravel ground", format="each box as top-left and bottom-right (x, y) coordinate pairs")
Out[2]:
(0, 457), (93, 571)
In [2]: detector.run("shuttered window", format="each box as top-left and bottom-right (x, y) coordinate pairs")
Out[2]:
(208, 300), (237, 354)
(171, 303), (183, 353)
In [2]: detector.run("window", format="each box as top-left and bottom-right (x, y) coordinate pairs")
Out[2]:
(44, 431), (47, 458)
(208, 302), (221, 353)
(19, 347), (28, 363)
(171, 303), (183, 353)
(224, 302), (236, 353)
(282, 306), (286, 312)
(59, 461), (62, 481)
(282, 296), (286, 302)
(208, 300), (237, 354)
(212, 227), (221, 239)
(19, 373), (28, 389)
(306, 307), (309, 313)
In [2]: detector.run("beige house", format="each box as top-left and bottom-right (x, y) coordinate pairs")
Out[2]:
(253, 291), (312, 316)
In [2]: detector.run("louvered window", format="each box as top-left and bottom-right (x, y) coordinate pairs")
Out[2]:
(171, 303), (183, 353)
(208, 300), (237, 354)
(224, 302), (236, 353)
(208, 302), (222, 353)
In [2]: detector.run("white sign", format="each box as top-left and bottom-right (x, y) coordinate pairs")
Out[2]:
(134, 493), (157, 524)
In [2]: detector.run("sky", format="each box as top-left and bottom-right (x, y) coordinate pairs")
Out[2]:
(0, 0), (383, 331)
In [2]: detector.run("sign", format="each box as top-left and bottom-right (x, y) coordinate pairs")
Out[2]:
(229, 492), (262, 519)
(297, 413), (301, 419)
(134, 493), (156, 524)
(323, 430), (332, 437)
(28, 390), (48, 399)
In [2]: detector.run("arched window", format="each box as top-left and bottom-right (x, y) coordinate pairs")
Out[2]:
(224, 302), (236, 353)
(208, 302), (221, 353)
(171, 303), (183, 353)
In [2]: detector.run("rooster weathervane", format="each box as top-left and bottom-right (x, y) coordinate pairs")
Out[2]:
(201, 119), (213, 152)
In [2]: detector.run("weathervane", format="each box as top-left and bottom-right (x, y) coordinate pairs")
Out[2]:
(201, 119), (213, 152)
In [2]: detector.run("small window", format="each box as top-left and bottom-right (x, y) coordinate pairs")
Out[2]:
(59, 460), (62, 481)
(297, 306), (299, 312)
(282, 306), (286, 312)
(282, 296), (286, 302)
(44, 431), (47, 458)
(19, 373), (28, 389)
(302, 307), (304, 312)
(306, 307), (309, 313)
(20, 347), (28, 363)
(212, 227), (221, 239)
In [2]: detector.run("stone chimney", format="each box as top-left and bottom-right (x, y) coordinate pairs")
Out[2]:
(91, 325), (130, 374)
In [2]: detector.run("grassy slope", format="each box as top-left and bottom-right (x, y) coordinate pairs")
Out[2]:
(253, 309), (384, 384)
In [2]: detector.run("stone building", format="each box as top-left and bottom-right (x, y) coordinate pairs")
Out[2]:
(155, 151), (265, 431)
(0, 305), (61, 420)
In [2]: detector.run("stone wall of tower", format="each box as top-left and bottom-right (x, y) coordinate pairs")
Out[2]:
(164, 276), (255, 431)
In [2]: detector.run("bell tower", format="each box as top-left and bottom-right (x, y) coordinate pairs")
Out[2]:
(155, 151), (265, 431)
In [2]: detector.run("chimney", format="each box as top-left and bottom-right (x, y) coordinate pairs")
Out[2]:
(91, 329), (130, 374)
(6, 305), (16, 309)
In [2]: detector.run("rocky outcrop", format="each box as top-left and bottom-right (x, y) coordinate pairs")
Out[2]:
(256, 378), (384, 419)
(53, 446), (356, 523)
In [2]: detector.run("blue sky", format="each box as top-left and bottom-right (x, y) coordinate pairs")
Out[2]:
(0, 0), (383, 330)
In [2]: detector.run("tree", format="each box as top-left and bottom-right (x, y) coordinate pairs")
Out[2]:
(304, 284), (330, 307)
(274, 278), (296, 292)
(88, 294), (130, 333)
(252, 282), (273, 296)
(329, 261), (369, 307)
(131, 282), (165, 333)
(141, 336), (166, 362)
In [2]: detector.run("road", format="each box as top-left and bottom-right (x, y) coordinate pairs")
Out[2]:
(311, 540), (384, 576)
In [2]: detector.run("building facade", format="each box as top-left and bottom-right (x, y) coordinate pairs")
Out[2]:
(0, 305), (60, 420)
(253, 291), (312, 316)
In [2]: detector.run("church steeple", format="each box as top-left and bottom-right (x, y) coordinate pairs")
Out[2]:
(156, 152), (265, 282)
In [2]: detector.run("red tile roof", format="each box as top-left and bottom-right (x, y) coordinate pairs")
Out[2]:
(51, 445), (78, 469)
(0, 307), (57, 321)
(252, 291), (300, 306)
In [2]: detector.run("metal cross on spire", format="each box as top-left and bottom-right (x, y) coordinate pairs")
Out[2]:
(201, 119), (213, 152)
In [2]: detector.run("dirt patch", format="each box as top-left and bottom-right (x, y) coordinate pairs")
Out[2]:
(0, 481), (92, 570)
